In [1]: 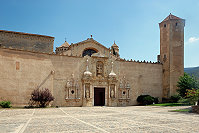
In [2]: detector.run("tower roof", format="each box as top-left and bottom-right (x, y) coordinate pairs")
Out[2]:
(161, 13), (183, 23)
(59, 41), (70, 47)
(112, 41), (118, 47)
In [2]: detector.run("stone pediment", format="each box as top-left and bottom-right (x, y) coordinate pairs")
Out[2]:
(69, 38), (110, 51)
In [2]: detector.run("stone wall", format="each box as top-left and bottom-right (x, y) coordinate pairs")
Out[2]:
(0, 48), (162, 107)
(0, 48), (54, 106)
(50, 55), (83, 107)
(116, 60), (163, 105)
(0, 30), (54, 53)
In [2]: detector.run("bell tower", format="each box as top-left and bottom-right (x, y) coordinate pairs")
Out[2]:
(159, 14), (185, 98)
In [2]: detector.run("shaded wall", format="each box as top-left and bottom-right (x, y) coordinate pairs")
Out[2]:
(0, 30), (54, 53)
(0, 48), (54, 106)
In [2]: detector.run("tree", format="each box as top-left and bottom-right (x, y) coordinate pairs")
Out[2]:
(30, 88), (54, 107)
(186, 89), (199, 105)
(177, 73), (199, 97)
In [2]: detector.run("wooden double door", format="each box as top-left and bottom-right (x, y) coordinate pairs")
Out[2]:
(94, 88), (105, 106)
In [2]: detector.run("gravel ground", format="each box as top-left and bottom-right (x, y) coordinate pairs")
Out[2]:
(0, 106), (198, 133)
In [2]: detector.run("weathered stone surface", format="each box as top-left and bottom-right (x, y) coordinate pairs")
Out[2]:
(159, 14), (185, 98)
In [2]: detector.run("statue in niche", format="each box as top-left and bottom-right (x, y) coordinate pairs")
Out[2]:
(85, 83), (90, 98)
(86, 89), (90, 98)
(111, 89), (114, 98)
(110, 84), (115, 98)
(96, 61), (103, 76)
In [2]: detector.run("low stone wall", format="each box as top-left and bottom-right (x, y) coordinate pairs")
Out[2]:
(192, 106), (199, 114)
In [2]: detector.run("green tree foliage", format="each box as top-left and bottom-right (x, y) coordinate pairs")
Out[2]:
(186, 89), (199, 105)
(177, 73), (199, 97)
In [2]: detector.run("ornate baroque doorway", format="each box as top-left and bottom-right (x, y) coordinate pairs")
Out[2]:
(94, 88), (105, 106)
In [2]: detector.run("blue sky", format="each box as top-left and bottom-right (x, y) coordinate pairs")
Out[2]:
(0, 0), (199, 68)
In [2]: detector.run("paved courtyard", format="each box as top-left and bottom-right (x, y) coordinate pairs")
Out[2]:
(0, 106), (199, 133)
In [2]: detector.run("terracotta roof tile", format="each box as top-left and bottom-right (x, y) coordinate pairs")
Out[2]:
(161, 13), (183, 23)
(59, 41), (70, 47)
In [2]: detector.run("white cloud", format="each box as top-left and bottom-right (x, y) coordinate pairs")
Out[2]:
(188, 37), (199, 43)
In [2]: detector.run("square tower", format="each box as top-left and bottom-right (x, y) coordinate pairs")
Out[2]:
(159, 14), (185, 98)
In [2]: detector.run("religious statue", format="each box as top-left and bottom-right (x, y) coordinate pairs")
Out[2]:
(86, 89), (90, 98)
(85, 83), (90, 98)
(111, 89), (115, 98)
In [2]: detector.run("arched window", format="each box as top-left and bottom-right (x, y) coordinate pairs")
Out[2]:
(82, 49), (97, 57)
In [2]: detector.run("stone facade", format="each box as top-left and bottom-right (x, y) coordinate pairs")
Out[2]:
(0, 30), (54, 53)
(0, 14), (185, 107)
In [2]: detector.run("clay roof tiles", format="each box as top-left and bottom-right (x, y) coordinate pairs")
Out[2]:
(59, 41), (70, 47)
(161, 13), (183, 23)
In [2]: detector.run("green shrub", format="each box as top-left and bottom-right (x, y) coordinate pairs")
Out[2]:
(29, 88), (54, 108)
(143, 96), (154, 105)
(178, 97), (193, 105)
(154, 97), (159, 104)
(137, 95), (158, 105)
(170, 95), (181, 103)
(0, 101), (11, 108)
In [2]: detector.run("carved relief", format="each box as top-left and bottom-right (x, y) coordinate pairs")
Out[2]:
(65, 76), (80, 99)
(119, 76), (130, 100)
(96, 61), (104, 77)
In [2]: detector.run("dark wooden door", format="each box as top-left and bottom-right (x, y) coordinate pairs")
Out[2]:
(94, 88), (105, 106)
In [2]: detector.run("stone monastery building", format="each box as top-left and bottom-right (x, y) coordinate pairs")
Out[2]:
(0, 14), (185, 107)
